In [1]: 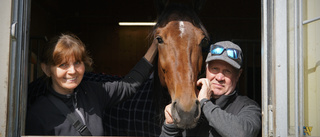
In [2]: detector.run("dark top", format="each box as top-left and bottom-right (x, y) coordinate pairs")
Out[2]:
(25, 58), (153, 136)
(160, 91), (262, 137)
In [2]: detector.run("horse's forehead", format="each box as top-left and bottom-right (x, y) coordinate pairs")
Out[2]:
(160, 21), (202, 39)
(179, 21), (185, 38)
(167, 21), (194, 30)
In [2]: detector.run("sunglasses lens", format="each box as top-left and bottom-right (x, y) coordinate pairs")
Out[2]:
(210, 44), (241, 60)
(211, 45), (224, 55)
(226, 49), (239, 59)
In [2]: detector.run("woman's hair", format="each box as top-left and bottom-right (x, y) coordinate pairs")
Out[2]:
(40, 33), (93, 67)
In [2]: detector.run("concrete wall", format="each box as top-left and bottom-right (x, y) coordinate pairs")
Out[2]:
(0, 0), (12, 136)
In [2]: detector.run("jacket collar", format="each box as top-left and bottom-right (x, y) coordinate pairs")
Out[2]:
(48, 85), (75, 100)
(212, 91), (237, 109)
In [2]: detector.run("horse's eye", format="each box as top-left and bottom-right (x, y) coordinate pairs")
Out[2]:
(199, 37), (209, 48)
(156, 36), (164, 44)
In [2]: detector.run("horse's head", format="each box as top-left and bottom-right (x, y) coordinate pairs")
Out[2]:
(152, 2), (209, 129)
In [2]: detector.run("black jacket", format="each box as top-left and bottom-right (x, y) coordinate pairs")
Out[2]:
(25, 58), (153, 136)
(160, 91), (261, 137)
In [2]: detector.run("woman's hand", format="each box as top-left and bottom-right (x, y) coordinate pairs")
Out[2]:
(164, 104), (174, 124)
(196, 78), (212, 101)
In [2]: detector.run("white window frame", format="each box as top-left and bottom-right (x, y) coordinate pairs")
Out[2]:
(262, 0), (320, 136)
(261, 0), (288, 136)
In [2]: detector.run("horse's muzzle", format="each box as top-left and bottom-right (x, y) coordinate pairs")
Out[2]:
(171, 100), (201, 129)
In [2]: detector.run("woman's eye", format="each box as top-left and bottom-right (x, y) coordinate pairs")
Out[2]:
(74, 61), (83, 67)
(59, 63), (68, 68)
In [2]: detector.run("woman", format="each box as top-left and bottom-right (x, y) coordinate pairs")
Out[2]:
(25, 33), (157, 136)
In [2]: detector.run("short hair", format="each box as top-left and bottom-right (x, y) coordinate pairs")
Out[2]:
(41, 33), (93, 67)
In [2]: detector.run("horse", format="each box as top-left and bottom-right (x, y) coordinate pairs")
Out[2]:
(152, 0), (210, 129)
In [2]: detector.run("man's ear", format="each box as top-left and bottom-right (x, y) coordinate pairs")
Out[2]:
(41, 63), (51, 77)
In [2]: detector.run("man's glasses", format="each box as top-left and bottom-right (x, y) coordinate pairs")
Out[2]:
(210, 44), (242, 60)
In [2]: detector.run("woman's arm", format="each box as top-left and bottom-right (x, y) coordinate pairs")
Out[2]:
(144, 39), (158, 64)
(102, 42), (157, 107)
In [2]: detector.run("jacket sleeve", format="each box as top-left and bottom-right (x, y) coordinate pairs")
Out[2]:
(102, 57), (153, 107)
(160, 122), (182, 137)
(200, 99), (261, 137)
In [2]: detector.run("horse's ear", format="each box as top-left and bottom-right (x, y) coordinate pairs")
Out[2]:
(154, 0), (169, 16)
(192, 0), (207, 14)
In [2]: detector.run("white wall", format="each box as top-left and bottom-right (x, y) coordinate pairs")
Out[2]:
(0, 0), (12, 136)
(287, 0), (320, 136)
(304, 0), (320, 136)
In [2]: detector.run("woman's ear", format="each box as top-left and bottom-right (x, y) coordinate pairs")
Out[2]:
(41, 63), (51, 77)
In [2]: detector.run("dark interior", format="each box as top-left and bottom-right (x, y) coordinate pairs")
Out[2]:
(29, 0), (261, 104)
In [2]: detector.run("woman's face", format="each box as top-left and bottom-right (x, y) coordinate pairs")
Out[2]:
(49, 57), (85, 95)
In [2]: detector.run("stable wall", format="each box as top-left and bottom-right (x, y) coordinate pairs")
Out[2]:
(0, 0), (12, 136)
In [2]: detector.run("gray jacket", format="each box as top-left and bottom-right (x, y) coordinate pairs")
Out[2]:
(160, 91), (261, 137)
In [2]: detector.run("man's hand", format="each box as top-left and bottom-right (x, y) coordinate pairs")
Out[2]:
(164, 104), (174, 124)
(196, 78), (212, 101)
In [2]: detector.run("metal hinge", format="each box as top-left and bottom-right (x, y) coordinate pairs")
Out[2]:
(268, 105), (274, 136)
(11, 22), (17, 39)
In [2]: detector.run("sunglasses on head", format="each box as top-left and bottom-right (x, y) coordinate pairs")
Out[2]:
(210, 44), (242, 60)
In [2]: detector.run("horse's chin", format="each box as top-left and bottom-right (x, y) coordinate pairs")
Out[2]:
(174, 119), (199, 129)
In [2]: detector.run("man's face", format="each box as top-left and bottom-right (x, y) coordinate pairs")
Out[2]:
(206, 60), (242, 99)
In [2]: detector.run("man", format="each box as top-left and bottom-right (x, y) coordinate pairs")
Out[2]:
(160, 41), (261, 137)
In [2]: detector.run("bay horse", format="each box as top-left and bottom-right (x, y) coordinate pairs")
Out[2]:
(152, 1), (209, 129)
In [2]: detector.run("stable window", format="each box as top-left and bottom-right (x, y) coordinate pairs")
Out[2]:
(3, 0), (263, 136)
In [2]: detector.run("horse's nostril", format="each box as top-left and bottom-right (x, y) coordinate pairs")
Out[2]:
(194, 100), (201, 119)
(171, 101), (181, 123)
(195, 100), (200, 105)
(172, 101), (177, 109)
